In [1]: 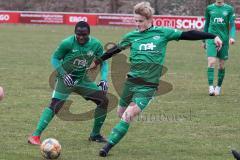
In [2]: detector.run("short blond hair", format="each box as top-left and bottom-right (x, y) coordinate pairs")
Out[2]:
(133, 2), (155, 20)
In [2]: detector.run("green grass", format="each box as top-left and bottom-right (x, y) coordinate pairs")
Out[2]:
(0, 24), (240, 160)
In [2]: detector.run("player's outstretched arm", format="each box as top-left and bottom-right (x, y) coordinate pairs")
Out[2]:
(88, 45), (122, 70)
(179, 30), (222, 51)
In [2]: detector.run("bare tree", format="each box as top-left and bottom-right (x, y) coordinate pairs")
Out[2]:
(110, 0), (118, 13)
(206, 0), (212, 5)
(82, 0), (87, 12)
(154, 0), (159, 14)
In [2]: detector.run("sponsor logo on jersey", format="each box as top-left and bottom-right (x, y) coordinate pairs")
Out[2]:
(214, 17), (224, 23)
(87, 51), (94, 57)
(153, 36), (160, 40)
(139, 43), (156, 51)
(223, 11), (228, 16)
(73, 58), (87, 68)
(72, 49), (79, 53)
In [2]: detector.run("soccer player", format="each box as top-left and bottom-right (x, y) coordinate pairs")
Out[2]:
(88, 2), (223, 157)
(202, 0), (236, 96)
(28, 21), (109, 145)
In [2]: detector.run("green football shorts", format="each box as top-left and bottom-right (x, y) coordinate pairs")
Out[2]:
(206, 39), (229, 60)
(119, 80), (157, 111)
(52, 76), (100, 100)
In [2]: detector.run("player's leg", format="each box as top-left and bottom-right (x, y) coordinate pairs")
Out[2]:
(117, 106), (127, 118)
(207, 57), (217, 96)
(99, 85), (156, 157)
(206, 40), (218, 96)
(215, 59), (225, 95)
(117, 82), (134, 118)
(28, 79), (71, 145)
(86, 91), (109, 142)
(99, 102), (140, 157)
(75, 79), (109, 142)
(215, 44), (228, 96)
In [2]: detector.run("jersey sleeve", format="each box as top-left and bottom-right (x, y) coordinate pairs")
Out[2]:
(163, 27), (183, 41)
(51, 39), (71, 75)
(95, 41), (104, 57)
(118, 33), (132, 50)
(229, 7), (236, 39)
(94, 41), (108, 81)
(52, 39), (71, 59)
(229, 7), (236, 21)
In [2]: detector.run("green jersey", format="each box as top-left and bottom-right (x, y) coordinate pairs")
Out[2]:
(204, 3), (236, 42)
(52, 35), (104, 78)
(118, 26), (182, 84)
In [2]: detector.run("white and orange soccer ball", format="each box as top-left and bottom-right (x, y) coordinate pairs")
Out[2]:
(40, 138), (61, 159)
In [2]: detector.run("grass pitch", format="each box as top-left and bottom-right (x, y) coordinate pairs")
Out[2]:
(0, 24), (240, 160)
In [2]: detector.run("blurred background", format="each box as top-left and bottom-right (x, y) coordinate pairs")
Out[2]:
(0, 0), (239, 16)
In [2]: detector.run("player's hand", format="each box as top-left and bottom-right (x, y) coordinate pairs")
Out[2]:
(63, 74), (75, 87)
(229, 38), (235, 45)
(214, 36), (222, 51)
(98, 80), (108, 94)
(201, 42), (206, 49)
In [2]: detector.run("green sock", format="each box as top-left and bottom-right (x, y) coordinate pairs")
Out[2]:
(108, 120), (129, 145)
(90, 107), (107, 137)
(217, 68), (225, 87)
(207, 67), (214, 86)
(32, 107), (54, 136)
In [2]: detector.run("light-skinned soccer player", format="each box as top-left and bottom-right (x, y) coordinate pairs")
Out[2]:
(28, 21), (109, 145)
(88, 2), (223, 157)
(202, 0), (236, 96)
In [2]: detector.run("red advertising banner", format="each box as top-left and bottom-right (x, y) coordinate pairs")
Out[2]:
(0, 12), (19, 23)
(19, 13), (64, 24)
(64, 14), (97, 25)
(98, 14), (206, 30)
(0, 11), (239, 30)
(98, 14), (240, 30)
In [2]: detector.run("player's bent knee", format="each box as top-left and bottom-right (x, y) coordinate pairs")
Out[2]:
(117, 106), (126, 118)
(86, 91), (109, 109)
(49, 98), (65, 114)
(121, 104), (141, 123)
(208, 57), (216, 67)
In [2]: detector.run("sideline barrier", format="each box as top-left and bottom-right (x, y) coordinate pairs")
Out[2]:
(0, 11), (239, 30)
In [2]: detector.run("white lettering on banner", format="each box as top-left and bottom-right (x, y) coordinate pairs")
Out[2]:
(176, 18), (204, 29)
(20, 14), (63, 18)
(0, 14), (10, 21)
(69, 16), (88, 23)
(154, 18), (175, 28)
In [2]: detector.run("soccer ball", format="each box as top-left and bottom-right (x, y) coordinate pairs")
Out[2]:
(40, 138), (61, 159)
